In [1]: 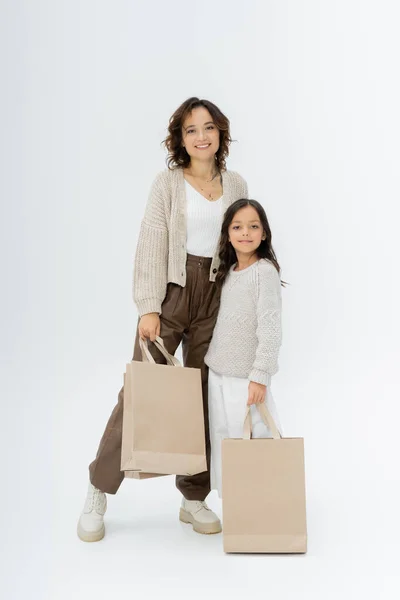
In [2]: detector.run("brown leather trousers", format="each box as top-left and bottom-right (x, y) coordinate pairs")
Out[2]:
(89, 254), (221, 500)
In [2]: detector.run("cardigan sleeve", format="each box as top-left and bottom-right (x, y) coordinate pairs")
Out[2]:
(133, 173), (169, 316)
(248, 261), (282, 386)
(231, 171), (249, 200)
(242, 176), (249, 199)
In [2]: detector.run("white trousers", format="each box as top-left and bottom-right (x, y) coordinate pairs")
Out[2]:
(208, 368), (283, 498)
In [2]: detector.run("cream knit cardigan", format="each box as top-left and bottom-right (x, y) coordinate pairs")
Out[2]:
(133, 167), (248, 316)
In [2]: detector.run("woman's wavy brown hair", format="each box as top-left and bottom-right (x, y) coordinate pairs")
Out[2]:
(216, 199), (284, 287)
(163, 97), (232, 171)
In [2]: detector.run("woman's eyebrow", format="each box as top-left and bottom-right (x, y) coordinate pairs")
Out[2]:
(184, 121), (215, 130)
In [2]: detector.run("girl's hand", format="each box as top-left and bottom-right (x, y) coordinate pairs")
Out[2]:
(247, 381), (267, 406)
(138, 313), (160, 342)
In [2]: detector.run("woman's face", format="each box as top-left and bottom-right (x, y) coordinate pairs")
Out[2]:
(182, 107), (220, 162)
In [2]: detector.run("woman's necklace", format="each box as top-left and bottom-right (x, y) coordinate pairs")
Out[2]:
(186, 169), (221, 201)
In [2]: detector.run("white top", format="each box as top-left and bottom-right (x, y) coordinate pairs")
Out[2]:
(185, 180), (224, 258)
(205, 259), (282, 387)
(132, 168), (248, 316)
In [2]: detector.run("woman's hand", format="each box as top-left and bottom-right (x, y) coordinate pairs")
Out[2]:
(247, 381), (267, 406)
(138, 313), (160, 341)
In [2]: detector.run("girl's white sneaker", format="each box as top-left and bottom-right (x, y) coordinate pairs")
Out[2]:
(77, 482), (107, 542)
(179, 498), (222, 534)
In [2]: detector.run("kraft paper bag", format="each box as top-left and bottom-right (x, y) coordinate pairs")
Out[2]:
(121, 336), (207, 477)
(123, 368), (167, 480)
(222, 403), (307, 554)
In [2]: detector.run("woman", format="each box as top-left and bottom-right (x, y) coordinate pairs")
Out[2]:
(77, 97), (248, 542)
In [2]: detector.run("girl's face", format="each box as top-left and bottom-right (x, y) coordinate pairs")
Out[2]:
(182, 107), (220, 162)
(228, 205), (266, 255)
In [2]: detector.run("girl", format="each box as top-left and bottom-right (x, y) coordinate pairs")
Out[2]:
(205, 199), (283, 497)
(77, 97), (248, 541)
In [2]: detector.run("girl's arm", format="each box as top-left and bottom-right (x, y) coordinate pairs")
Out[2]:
(133, 173), (169, 316)
(249, 261), (282, 387)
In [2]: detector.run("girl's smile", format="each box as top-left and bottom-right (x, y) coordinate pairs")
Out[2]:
(229, 206), (266, 253)
(228, 205), (267, 270)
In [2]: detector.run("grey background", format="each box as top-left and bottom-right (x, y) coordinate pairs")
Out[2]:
(1, 1), (399, 598)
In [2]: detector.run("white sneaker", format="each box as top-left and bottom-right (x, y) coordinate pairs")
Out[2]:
(179, 498), (222, 535)
(77, 482), (107, 542)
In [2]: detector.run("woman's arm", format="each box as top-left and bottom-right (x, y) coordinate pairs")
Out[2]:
(133, 173), (169, 317)
(248, 261), (282, 387)
(242, 177), (249, 199)
(228, 171), (249, 200)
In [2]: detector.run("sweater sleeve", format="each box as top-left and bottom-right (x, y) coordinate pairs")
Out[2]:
(248, 261), (282, 386)
(133, 173), (169, 316)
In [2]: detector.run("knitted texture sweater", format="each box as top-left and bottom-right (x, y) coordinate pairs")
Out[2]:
(133, 167), (248, 316)
(204, 259), (282, 387)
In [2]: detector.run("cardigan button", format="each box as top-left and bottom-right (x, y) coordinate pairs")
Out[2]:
(213, 268), (217, 274)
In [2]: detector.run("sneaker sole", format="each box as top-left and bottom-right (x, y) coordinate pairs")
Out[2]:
(77, 521), (105, 543)
(179, 508), (222, 535)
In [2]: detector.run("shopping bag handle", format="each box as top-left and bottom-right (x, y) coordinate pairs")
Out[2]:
(138, 336), (181, 367)
(243, 403), (281, 440)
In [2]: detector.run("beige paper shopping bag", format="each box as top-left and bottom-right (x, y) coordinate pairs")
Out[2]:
(121, 336), (207, 477)
(222, 403), (307, 553)
(123, 368), (167, 480)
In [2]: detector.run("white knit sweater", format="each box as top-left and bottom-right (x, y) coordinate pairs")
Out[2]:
(133, 167), (248, 316)
(204, 259), (282, 387)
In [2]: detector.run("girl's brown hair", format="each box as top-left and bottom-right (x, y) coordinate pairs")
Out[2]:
(216, 199), (284, 287)
(163, 97), (232, 171)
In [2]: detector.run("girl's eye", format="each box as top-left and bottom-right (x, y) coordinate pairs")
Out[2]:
(232, 226), (240, 230)
(187, 129), (195, 135)
(251, 225), (259, 229)
(206, 125), (215, 130)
